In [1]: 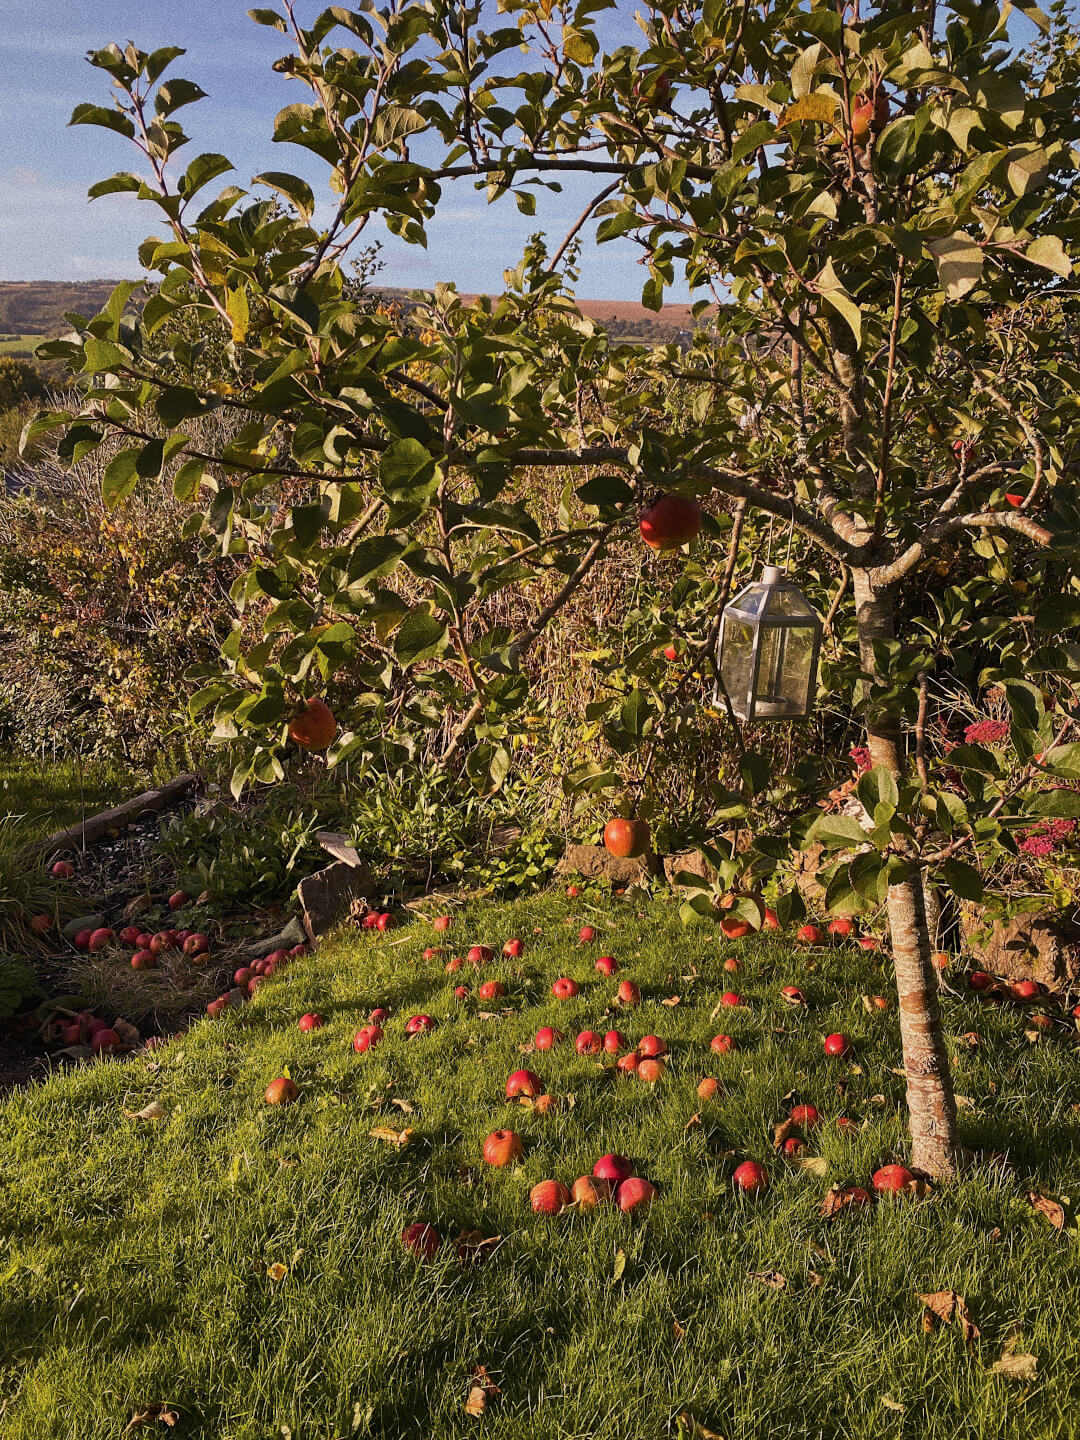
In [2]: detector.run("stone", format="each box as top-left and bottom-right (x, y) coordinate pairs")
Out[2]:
(960, 905), (1080, 991)
(316, 830), (365, 868)
(62, 914), (105, 941)
(664, 850), (716, 890)
(555, 843), (657, 884)
(296, 860), (373, 943)
(244, 915), (309, 958)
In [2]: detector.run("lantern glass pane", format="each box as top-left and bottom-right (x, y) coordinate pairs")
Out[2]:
(754, 620), (814, 717)
(732, 584), (769, 618)
(719, 616), (756, 716)
(764, 586), (815, 618)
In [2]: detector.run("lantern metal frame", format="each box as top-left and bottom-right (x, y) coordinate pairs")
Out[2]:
(714, 565), (823, 722)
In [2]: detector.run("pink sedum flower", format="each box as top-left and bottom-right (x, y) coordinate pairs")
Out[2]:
(964, 719), (1010, 746)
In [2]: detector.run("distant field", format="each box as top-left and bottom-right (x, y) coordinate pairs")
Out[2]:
(0, 335), (42, 358)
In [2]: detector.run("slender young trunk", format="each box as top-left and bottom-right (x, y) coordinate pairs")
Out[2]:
(852, 567), (959, 1178)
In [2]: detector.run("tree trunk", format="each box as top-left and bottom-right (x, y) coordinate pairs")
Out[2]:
(852, 567), (960, 1178)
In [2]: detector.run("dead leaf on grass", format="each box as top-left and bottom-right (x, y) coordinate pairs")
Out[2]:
(792, 1155), (828, 1177)
(612, 1249), (627, 1283)
(369, 1126), (414, 1148)
(661, 995), (682, 1006)
(917, 1290), (979, 1350)
(750, 1269), (787, 1290)
(954, 1095), (977, 1110)
(773, 1117), (803, 1150)
(1027, 1190), (1067, 1231)
(820, 1185), (871, 1219)
(672, 1320), (686, 1340)
(684, 1112), (703, 1133)
(676, 1411), (723, 1438)
(124, 1405), (178, 1432)
(123, 1100), (167, 1122)
(456, 1231), (502, 1265)
(266, 1263), (287, 1282)
(992, 1352), (1038, 1381)
(113, 1018), (141, 1047)
(880, 1395), (905, 1413)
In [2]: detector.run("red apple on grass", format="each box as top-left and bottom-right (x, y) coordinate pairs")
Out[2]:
(595, 954), (619, 976)
(478, 980), (507, 1001)
(578, 926), (597, 944)
(797, 924), (824, 945)
(168, 890), (190, 910)
(697, 1077), (722, 1099)
(505, 1069), (543, 1099)
(616, 1177), (656, 1212)
(502, 937), (525, 959)
(780, 986), (805, 1005)
(51, 860), (75, 879)
(530, 1180), (571, 1215)
(453, 984), (469, 1001)
(298, 1013), (324, 1032)
(790, 1104), (821, 1129)
(1010, 979), (1040, 1002)
(183, 934), (210, 956)
(433, 914), (452, 932)
(483, 1129), (523, 1166)
(969, 970), (995, 991)
(723, 957), (741, 974)
(637, 1057), (666, 1083)
(872, 1164), (915, 1194)
(575, 1030), (602, 1056)
(828, 917), (855, 939)
(603, 1029), (629, 1054)
(762, 907), (781, 931)
(265, 1077), (299, 1105)
(616, 980), (641, 1006)
(720, 916), (752, 940)
(616, 1051), (641, 1074)
(824, 1032), (852, 1057)
(733, 1160), (769, 1195)
(131, 950), (156, 970)
(594, 1153), (634, 1183)
(118, 925), (142, 945)
(720, 991), (742, 1008)
(468, 944), (494, 964)
(352, 1025), (383, 1052)
(572, 1175), (613, 1207)
(638, 1034), (667, 1057)
(711, 1034), (736, 1054)
(552, 977), (580, 999)
(376, 913), (396, 932)
(88, 927), (115, 952)
(405, 1014), (436, 1036)
(423, 947), (443, 961)
(639, 493), (702, 551)
(535, 1026), (564, 1051)
(73, 929), (93, 950)
(90, 1027), (121, 1054)
(401, 1222), (440, 1260)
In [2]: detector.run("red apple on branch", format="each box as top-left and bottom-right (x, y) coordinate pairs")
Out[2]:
(639, 493), (702, 550)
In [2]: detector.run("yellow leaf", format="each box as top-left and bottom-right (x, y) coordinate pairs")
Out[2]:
(369, 1126), (414, 1148)
(266, 1263), (287, 1281)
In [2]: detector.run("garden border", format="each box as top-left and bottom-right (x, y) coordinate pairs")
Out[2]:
(31, 773), (198, 860)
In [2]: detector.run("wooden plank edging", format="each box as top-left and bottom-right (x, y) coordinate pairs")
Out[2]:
(31, 773), (199, 858)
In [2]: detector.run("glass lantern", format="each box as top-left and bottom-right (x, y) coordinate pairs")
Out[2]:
(716, 565), (822, 721)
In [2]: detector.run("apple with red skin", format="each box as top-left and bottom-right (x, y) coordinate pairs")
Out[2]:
(118, 925), (142, 945)
(578, 926), (596, 944)
(502, 937), (524, 959)
(265, 1077), (299, 1105)
(720, 916), (752, 939)
(468, 944), (494, 964)
(131, 950), (156, 970)
(90, 1028), (121, 1053)
(638, 1034), (667, 1057)
(168, 890), (190, 909)
(616, 1177), (656, 1212)
(836, 1185), (874, 1210)
(423, 947), (443, 961)
(575, 1029), (602, 1056)
(247, 977), (264, 997)
(616, 1051), (641, 1074)
(51, 859), (75, 879)
(602, 817), (651, 859)
(149, 933), (171, 954)
(566, 884), (582, 899)
(872, 1164), (915, 1194)
(376, 913), (396, 932)
(78, 1012), (105, 1034)
(637, 1057), (666, 1083)
(401, 1221), (440, 1260)
(405, 1014), (436, 1036)
(183, 934), (210, 956)
(850, 91), (885, 146)
(594, 1153), (634, 1183)
(483, 1129), (523, 1166)
(478, 980), (508, 1001)
(720, 991), (742, 1008)
(639, 493), (702, 551)
(505, 1068), (544, 1099)
(207, 997), (228, 1017)
(697, 1076), (722, 1099)
(711, 1034), (736, 1054)
(603, 1029), (629, 1054)
(87, 927), (114, 953)
(370, 1007), (390, 1024)
(433, 915), (452, 932)
(858, 936), (880, 952)
(733, 1160), (769, 1195)
(824, 1032), (852, 1057)
(290, 944), (308, 957)
(723, 957), (741, 974)
(135, 933), (153, 949)
(60, 1022), (83, 1045)
(780, 986), (805, 1005)
(362, 913), (379, 930)
(790, 1104), (821, 1129)
(352, 1024), (383, 1052)
(298, 1013), (324, 1032)
(969, 970), (995, 991)
(797, 924), (824, 945)
(595, 954), (619, 976)
(453, 984), (469, 1001)
(1029, 1011), (1053, 1031)
(552, 977), (580, 999)
(664, 644), (678, 662)
(572, 1175), (613, 1207)
(27, 912), (51, 936)
(535, 1026), (564, 1051)
(616, 980), (641, 1006)
(762, 907), (781, 931)
(828, 917), (855, 939)
(633, 70), (671, 106)
(288, 697), (337, 750)
(782, 1136), (805, 1158)
(530, 1180), (572, 1215)
(868, 995), (890, 1011)
(73, 928), (93, 950)
(445, 956), (463, 973)
(1010, 979), (1040, 1002)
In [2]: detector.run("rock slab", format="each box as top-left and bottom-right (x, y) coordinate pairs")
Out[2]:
(297, 859), (373, 943)
(555, 843), (657, 885)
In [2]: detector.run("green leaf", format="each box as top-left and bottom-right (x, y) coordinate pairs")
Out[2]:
(739, 750), (771, 797)
(925, 234), (984, 299)
(155, 78), (207, 116)
(1023, 789), (1080, 818)
(87, 172), (143, 200)
(101, 449), (141, 510)
(1005, 146), (1049, 198)
(180, 153), (234, 200)
(380, 438), (439, 505)
(807, 814), (868, 850)
(247, 7), (288, 29)
(68, 103), (135, 139)
(19, 410), (70, 455)
(254, 170), (316, 223)
(393, 610), (447, 665)
(814, 258), (861, 347)
(939, 857), (983, 902)
(775, 888), (806, 928)
(1023, 236), (1072, 278)
(1040, 742), (1080, 778)
(173, 459), (206, 502)
(856, 765), (899, 814)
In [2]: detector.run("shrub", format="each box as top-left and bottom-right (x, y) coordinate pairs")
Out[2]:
(0, 954), (41, 1021)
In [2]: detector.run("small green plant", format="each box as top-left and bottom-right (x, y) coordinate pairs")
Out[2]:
(0, 954), (41, 1021)
(465, 831), (563, 897)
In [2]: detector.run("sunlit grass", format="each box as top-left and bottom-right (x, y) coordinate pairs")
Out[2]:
(1, 892), (1078, 1438)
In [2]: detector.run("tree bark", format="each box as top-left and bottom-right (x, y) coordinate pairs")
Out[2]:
(851, 566), (960, 1178)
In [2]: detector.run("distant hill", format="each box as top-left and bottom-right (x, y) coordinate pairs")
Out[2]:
(0, 280), (707, 351)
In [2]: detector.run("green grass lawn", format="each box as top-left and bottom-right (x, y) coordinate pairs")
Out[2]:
(2, 892), (1079, 1438)
(0, 755), (141, 846)
(0, 334), (43, 357)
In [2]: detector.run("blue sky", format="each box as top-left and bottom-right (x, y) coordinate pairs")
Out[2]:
(0, 2), (1040, 302)
(0, 0), (662, 300)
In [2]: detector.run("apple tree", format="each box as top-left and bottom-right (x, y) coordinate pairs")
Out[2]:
(29, 0), (1080, 1176)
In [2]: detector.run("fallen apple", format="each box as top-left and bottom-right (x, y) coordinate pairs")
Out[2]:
(168, 890), (190, 910)
(797, 924), (824, 945)
(594, 1153), (634, 1183)
(571, 1175), (613, 1207)
(733, 1160), (769, 1195)
(478, 980), (507, 1001)
(790, 1104), (821, 1129)
(579, 926), (597, 944)
(352, 1024), (383, 1052)
(118, 925), (142, 945)
(534, 1026), (564, 1050)
(453, 984), (469, 1000)
(827, 916), (855, 939)
(530, 1180), (572, 1215)
(73, 928), (93, 950)
(265, 1077), (299, 1105)
(405, 1014), (436, 1036)
(968, 970), (995, 991)
(401, 1221), (440, 1260)
(552, 977), (580, 999)
(88, 927), (115, 952)
(616, 980), (641, 1006)
(824, 1032), (852, 1057)
(637, 1057), (666, 1083)
(595, 954), (619, 976)
(51, 859), (76, 879)
(603, 1029), (629, 1054)
(90, 1027), (121, 1053)
(483, 1128), (524, 1166)
(423, 947), (443, 961)
(468, 944), (494, 964)
(697, 1076), (722, 1099)
(762, 908), (781, 931)
(298, 1013), (325, 1032)
(376, 913), (397, 932)
(723, 957), (741, 974)
(433, 914), (452, 932)
(720, 991), (742, 1008)
(183, 934), (210, 956)
(502, 937), (525, 959)
(710, 1034), (736, 1054)
(575, 1029), (602, 1056)
(505, 1069), (543, 1099)
(370, 1008), (389, 1023)
(616, 1051), (641, 1074)
(131, 950), (156, 971)
(638, 1034), (667, 1057)
(872, 1164), (915, 1194)
(615, 1176), (656, 1212)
